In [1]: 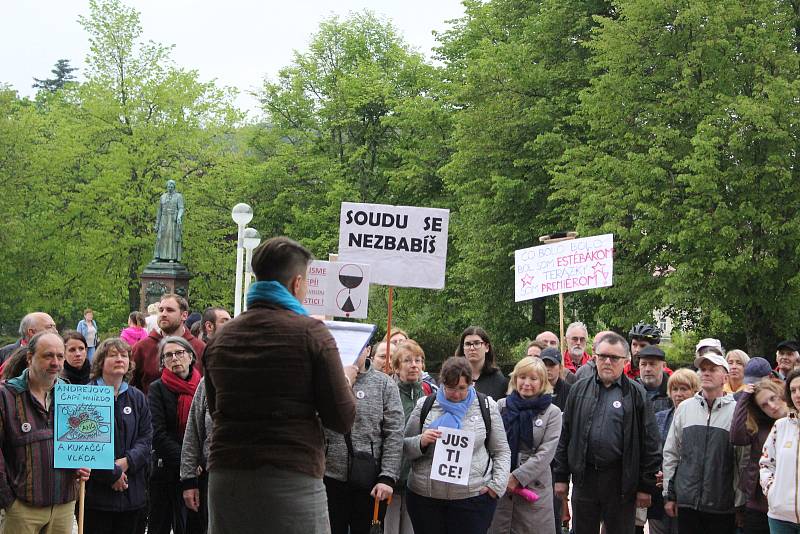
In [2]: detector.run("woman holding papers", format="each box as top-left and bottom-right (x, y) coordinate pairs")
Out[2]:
(488, 357), (562, 534)
(84, 338), (153, 534)
(403, 357), (511, 534)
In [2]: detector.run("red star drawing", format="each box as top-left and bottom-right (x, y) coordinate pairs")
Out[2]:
(521, 274), (534, 287)
(592, 262), (604, 274)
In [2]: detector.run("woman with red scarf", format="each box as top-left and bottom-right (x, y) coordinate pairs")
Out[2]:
(148, 335), (202, 534)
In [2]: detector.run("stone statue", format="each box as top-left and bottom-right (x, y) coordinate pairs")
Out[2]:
(153, 179), (184, 262)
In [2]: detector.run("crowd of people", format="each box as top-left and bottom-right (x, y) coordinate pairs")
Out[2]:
(0, 236), (799, 534)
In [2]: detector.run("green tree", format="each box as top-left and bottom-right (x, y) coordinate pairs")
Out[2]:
(553, 0), (800, 352)
(32, 59), (78, 92)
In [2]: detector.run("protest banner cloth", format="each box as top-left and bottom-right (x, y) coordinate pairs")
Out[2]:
(324, 321), (377, 366)
(337, 202), (450, 290)
(429, 427), (475, 486)
(303, 260), (371, 319)
(514, 233), (614, 302)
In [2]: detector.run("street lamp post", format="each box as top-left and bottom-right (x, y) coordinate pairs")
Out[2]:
(231, 203), (253, 317)
(242, 227), (262, 312)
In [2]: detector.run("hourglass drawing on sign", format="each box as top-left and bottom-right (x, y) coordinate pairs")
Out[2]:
(335, 264), (365, 317)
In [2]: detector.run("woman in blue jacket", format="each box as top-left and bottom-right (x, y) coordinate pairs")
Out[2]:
(85, 338), (153, 534)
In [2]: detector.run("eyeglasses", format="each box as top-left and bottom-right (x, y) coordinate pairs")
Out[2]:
(444, 384), (470, 393)
(162, 349), (188, 361)
(596, 353), (626, 363)
(463, 341), (485, 349)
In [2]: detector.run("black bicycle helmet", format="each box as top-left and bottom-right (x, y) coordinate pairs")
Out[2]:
(628, 322), (661, 344)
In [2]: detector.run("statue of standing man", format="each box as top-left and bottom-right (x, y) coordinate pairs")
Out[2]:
(153, 179), (184, 262)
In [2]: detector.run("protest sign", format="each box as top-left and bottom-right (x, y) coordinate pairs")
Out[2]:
(337, 202), (450, 289)
(514, 234), (614, 302)
(303, 260), (371, 318)
(429, 427), (475, 486)
(54, 384), (115, 469)
(324, 321), (377, 366)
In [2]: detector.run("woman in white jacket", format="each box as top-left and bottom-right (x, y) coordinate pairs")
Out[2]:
(759, 368), (800, 533)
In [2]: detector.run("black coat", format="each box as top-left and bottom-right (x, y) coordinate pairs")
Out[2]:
(85, 383), (152, 512)
(148, 378), (183, 480)
(475, 367), (509, 400)
(553, 373), (662, 500)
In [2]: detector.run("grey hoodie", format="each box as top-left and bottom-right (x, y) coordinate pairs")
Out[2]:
(324, 368), (404, 486)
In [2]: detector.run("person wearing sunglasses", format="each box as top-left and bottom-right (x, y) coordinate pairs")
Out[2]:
(455, 326), (508, 401)
(148, 336), (202, 534)
(553, 332), (661, 534)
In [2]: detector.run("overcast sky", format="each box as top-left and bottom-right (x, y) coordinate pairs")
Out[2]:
(1, 0), (465, 117)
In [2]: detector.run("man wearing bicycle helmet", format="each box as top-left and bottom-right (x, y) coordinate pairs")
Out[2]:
(626, 323), (662, 380)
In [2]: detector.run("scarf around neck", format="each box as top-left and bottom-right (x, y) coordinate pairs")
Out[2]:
(246, 280), (308, 316)
(503, 391), (553, 469)
(161, 366), (201, 437)
(428, 385), (476, 430)
(63, 359), (91, 385)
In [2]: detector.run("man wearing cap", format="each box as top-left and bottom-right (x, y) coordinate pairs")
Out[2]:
(636, 345), (672, 534)
(662, 339), (742, 532)
(774, 340), (800, 380)
(554, 332), (662, 534)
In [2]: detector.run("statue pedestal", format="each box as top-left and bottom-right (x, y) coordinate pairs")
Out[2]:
(140, 262), (191, 311)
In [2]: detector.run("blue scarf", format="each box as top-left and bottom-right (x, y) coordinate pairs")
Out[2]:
(427, 386), (476, 430)
(246, 281), (308, 316)
(502, 391), (553, 469)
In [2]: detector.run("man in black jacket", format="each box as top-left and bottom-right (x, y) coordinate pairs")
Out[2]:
(553, 332), (662, 534)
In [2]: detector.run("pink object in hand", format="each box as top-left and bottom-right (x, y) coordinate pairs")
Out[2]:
(512, 487), (539, 502)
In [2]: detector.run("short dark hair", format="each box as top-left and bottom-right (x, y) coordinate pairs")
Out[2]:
(160, 293), (189, 313)
(438, 357), (473, 388)
(455, 326), (497, 373)
(202, 307), (226, 327)
(90, 338), (135, 382)
(785, 368), (800, 410)
(251, 236), (313, 288)
(596, 332), (630, 357)
(62, 330), (87, 349)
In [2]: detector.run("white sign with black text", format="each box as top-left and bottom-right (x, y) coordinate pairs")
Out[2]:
(303, 260), (371, 319)
(429, 427), (475, 486)
(337, 202), (450, 289)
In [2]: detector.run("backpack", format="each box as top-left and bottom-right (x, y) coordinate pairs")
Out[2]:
(418, 392), (493, 475)
(418, 392), (492, 452)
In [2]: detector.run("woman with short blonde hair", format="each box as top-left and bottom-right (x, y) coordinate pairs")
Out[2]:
(725, 350), (750, 394)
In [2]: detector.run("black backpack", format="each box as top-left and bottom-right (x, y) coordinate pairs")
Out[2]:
(418, 392), (492, 452)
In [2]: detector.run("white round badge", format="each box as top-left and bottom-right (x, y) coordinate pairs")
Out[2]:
(21, 423), (31, 433)
(535, 419), (543, 427)
(612, 401), (622, 409)
(471, 415), (479, 422)
(123, 406), (133, 415)
(356, 391), (365, 399)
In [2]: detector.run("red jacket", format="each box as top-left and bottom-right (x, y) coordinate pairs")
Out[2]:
(563, 350), (592, 372)
(131, 328), (205, 395)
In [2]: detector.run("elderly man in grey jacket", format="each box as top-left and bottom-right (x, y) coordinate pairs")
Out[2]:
(324, 344), (405, 534)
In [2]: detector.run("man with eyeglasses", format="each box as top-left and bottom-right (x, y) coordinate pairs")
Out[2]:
(553, 332), (662, 534)
(563, 322), (593, 374)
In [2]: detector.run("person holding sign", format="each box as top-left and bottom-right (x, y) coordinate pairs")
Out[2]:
(403, 357), (510, 534)
(84, 338), (153, 534)
(488, 357), (562, 534)
(455, 327), (509, 401)
(148, 336), (203, 534)
(0, 331), (91, 534)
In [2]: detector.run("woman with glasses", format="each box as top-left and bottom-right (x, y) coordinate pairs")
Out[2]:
(404, 357), (510, 534)
(84, 338), (152, 534)
(148, 336), (203, 534)
(455, 326), (508, 400)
